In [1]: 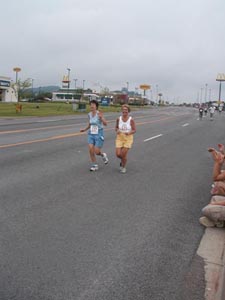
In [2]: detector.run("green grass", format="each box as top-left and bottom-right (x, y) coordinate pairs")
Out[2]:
(0, 102), (148, 117)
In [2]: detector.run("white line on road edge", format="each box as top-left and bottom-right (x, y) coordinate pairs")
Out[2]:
(144, 134), (163, 142)
(182, 123), (189, 127)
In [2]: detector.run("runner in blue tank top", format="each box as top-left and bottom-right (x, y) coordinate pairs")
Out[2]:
(80, 100), (109, 171)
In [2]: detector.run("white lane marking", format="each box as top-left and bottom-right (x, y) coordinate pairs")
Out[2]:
(182, 123), (189, 127)
(144, 134), (163, 142)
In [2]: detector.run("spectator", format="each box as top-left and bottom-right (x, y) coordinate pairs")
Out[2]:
(199, 145), (225, 227)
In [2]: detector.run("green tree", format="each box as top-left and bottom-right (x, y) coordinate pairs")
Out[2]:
(12, 79), (32, 101)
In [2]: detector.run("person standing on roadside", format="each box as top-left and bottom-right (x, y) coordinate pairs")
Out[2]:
(115, 104), (136, 174)
(80, 100), (109, 171)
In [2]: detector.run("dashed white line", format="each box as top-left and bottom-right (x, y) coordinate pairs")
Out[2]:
(144, 134), (163, 142)
(182, 123), (189, 127)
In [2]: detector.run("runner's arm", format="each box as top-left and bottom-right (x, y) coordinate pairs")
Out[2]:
(98, 111), (107, 126)
(80, 123), (90, 132)
(115, 118), (120, 133)
(127, 118), (136, 135)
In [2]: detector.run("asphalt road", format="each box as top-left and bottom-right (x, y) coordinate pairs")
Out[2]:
(0, 107), (224, 300)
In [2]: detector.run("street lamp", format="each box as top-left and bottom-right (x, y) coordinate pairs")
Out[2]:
(67, 68), (71, 89)
(150, 89), (153, 101)
(83, 80), (85, 90)
(156, 84), (159, 103)
(208, 88), (211, 102)
(204, 83), (208, 103)
(126, 81), (129, 92)
(73, 79), (78, 89)
(29, 78), (34, 99)
(196, 91), (200, 104)
(13, 67), (21, 83)
(200, 87), (203, 104)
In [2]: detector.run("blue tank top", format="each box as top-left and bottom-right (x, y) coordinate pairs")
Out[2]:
(88, 111), (103, 134)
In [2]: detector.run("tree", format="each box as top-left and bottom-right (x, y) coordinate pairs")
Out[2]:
(100, 87), (110, 95)
(12, 78), (32, 101)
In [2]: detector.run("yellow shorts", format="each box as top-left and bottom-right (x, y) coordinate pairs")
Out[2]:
(115, 133), (133, 148)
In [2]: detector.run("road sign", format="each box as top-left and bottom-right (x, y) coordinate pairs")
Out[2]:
(139, 84), (151, 90)
(216, 73), (225, 81)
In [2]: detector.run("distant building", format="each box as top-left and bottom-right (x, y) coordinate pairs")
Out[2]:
(113, 93), (129, 104)
(0, 76), (17, 102)
(52, 75), (95, 102)
(52, 89), (82, 102)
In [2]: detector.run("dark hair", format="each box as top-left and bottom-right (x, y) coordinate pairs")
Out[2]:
(90, 99), (99, 109)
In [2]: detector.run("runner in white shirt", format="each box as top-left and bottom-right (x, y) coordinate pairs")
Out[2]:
(209, 106), (215, 120)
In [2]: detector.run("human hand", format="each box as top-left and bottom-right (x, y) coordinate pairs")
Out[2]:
(217, 152), (225, 164)
(208, 148), (219, 161)
(208, 148), (224, 163)
(211, 181), (225, 196)
(98, 111), (103, 120)
(218, 144), (225, 154)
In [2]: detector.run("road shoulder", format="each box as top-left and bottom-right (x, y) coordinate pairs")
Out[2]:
(197, 228), (225, 300)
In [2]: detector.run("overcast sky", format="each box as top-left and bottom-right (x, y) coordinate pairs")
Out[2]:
(1, 0), (225, 103)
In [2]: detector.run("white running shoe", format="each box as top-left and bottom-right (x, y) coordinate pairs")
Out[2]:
(120, 167), (126, 174)
(90, 164), (98, 171)
(199, 217), (215, 227)
(102, 153), (109, 164)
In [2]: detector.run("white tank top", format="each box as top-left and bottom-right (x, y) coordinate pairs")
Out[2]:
(119, 116), (132, 133)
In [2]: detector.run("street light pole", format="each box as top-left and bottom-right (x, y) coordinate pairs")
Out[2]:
(208, 88), (211, 102)
(200, 87), (203, 105)
(197, 91), (199, 104)
(126, 81), (129, 92)
(156, 84), (158, 103)
(31, 78), (34, 99)
(83, 80), (85, 90)
(13, 67), (21, 83)
(218, 81), (222, 102)
(204, 83), (208, 103)
(73, 79), (77, 89)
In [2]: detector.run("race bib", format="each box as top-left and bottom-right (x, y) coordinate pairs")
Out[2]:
(121, 124), (128, 132)
(90, 125), (99, 134)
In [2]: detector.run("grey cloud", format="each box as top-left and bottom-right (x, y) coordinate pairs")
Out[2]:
(1, 0), (225, 102)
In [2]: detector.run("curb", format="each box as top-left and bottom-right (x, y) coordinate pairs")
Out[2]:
(197, 228), (225, 300)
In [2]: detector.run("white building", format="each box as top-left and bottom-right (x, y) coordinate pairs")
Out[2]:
(0, 76), (17, 102)
(52, 75), (100, 102)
